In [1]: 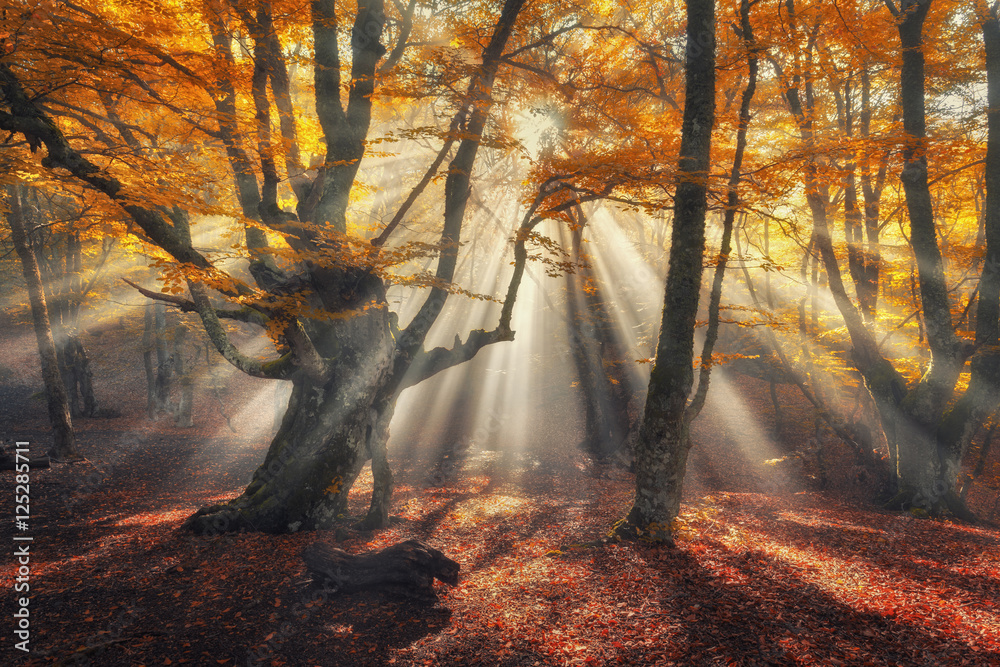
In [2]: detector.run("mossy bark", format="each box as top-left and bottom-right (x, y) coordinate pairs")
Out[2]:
(184, 283), (397, 535)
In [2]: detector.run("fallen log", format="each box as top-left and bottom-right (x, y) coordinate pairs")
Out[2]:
(303, 539), (459, 599)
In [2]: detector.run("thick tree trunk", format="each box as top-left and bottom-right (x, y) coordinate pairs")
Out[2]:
(913, 1), (1000, 520)
(885, 0), (967, 511)
(0, 0), (527, 540)
(615, 0), (715, 543)
(184, 278), (396, 535)
(6, 185), (79, 461)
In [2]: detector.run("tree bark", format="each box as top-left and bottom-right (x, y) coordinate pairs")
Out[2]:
(143, 303), (158, 420)
(153, 302), (173, 412)
(31, 221), (100, 418)
(0, 0), (529, 537)
(142, 302), (173, 419)
(616, 0), (715, 543)
(564, 207), (632, 460)
(174, 324), (194, 428)
(882, 0), (969, 511)
(840, 79), (872, 320)
(5, 185), (79, 461)
(925, 1), (1000, 520)
(687, 0), (758, 422)
(859, 66), (887, 320)
(184, 274), (397, 534)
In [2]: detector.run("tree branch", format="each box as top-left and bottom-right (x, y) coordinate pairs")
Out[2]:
(378, 0), (416, 74)
(121, 278), (269, 327)
(187, 282), (296, 380)
(0, 63), (215, 274)
(398, 327), (511, 390)
(370, 106), (468, 247)
(397, 0), (527, 352)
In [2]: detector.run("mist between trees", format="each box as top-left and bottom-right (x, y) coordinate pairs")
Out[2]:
(1, 0), (998, 581)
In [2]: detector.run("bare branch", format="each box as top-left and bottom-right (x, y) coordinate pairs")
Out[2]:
(121, 278), (269, 327)
(399, 328), (511, 390)
(187, 282), (295, 380)
(370, 106), (469, 247)
(378, 0), (417, 75)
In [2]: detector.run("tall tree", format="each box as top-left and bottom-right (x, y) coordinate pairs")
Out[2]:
(0, 0), (534, 533)
(614, 0), (716, 543)
(768, 0), (991, 516)
(4, 184), (79, 461)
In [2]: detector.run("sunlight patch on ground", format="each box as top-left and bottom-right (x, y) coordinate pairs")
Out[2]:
(717, 528), (1000, 653)
(775, 510), (883, 536)
(203, 491), (245, 504)
(446, 494), (532, 528)
(115, 508), (192, 528)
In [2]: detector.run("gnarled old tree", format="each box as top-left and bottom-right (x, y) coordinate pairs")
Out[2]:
(0, 0), (537, 533)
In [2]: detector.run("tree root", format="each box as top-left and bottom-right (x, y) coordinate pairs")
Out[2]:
(609, 516), (676, 546)
(182, 503), (248, 535)
(882, 487), (979, 524)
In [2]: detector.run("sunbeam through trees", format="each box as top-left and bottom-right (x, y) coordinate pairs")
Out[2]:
(1, 0), (999, 664)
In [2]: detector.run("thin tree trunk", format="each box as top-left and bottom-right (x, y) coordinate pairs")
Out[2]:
(764, 217), (774, 309)
(960, 422), (995, 501)
(859, 66), (886, 320)
(6, 185), (78, 460)
(687, 0), (758, 422)
(565, 206), (632, 459)
(841, 79), (871, 319)
(154, 302), (173, 413)
(616, 0), (715, 543)
(143, 303), (157, 420)
(174, 324), (194, 427)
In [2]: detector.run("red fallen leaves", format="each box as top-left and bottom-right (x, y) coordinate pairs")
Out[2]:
(2, 370), (999, 665)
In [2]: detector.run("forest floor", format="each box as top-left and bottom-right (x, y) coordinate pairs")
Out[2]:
(1, 315), (1000, 666)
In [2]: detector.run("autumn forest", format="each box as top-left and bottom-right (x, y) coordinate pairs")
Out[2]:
(1, 0), (999, 664)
